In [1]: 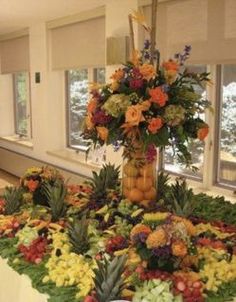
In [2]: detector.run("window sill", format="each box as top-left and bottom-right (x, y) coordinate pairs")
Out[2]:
(0, 135), (33, 149)
(46, 149), (102, 172)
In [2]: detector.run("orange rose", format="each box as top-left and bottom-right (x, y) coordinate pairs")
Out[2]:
(197, 127), (209, 140)
(87, 99), (97, 113)
(139, 100), (151, 111)
(139, 64), (156, 80)
(172, 240), (188, 257)
(148, 117), (163, 134)
(27, 179), (39, 192)
(124, 105), (145, 127)
(110, 81), (119, 91)
(149, 87), (168, 107)
(85, 114), (94, 130)
(162, 60), (179, 72)
(96, 126), (108, 141)
(110, 69), (124, 81)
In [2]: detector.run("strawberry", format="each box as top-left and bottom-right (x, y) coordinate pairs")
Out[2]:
(176, 281), (186, 292)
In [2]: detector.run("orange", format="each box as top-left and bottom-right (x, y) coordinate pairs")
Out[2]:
(123, 162), (139, 177)
(123, 188), (130, 198)
(139, 164), (154, 177)
(129, 188), (144, 203)
(136, 177), (152, 192)
(123, 177), (136, 189)
(144, 187), (157, 200)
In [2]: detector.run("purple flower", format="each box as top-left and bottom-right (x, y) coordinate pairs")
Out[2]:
(146, 144), (157, 163)
(144, 39), (151, 49)
(92, 110), (112, 125)
(129, 78), (144, 89)
(152, 245), (171, 258)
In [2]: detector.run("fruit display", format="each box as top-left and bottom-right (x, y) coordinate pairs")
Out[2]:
(122, 145), (157, 206)
(0, 165), (236, 302)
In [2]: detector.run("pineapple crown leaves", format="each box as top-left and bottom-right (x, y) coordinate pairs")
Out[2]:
(68, 215), (90, 255)
(42, 180), (68, 222)
(90, 163), (120, 198)
(168, 177), (196, 217)
(94, 255), (128, 302)
(3, 186), (23, 215)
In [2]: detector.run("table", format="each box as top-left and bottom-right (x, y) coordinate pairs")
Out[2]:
(0, 257), (48, 302)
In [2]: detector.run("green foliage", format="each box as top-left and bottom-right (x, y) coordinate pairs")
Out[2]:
(157, 172), (171, 200)
(42, 180), (68, 222)
(94, 255), (127, 302)
(90, 163), (120, 200)
(168, 178), (196, 217)
(68, 215), (90, 255)
(4, 186), (23, 215)
(193, 194), (236, 226)
(206, 280), (236, 302)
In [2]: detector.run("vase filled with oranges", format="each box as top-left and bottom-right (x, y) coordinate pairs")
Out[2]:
(122, 142), (158, 207)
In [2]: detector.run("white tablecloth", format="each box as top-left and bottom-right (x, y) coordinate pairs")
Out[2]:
(0, 257), (48, 302)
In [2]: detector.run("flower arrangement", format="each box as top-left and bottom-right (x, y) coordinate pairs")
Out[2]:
(130, 212), (197, 272)
(83, 43), (211, 167)
(20, 166), (64, 206)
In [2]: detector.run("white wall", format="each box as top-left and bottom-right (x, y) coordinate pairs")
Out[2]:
(0, 0), (139, 179)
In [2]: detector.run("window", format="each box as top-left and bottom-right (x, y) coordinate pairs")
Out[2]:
(164, 65), (207, 180)
(66, 67), (105, 150)
(216, 65), (236, 188)
(13, 72), (31, 138)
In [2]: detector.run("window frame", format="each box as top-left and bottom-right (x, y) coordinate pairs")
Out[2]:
(214, 64), (236, 190)
(65, 67), (105, 151)
(12, 72), (32, 139)
(162, 64), (236, 192)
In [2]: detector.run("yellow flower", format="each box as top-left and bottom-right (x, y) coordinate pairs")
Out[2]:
(146, 228), (167, 249)
(172, 216), (196, 236)
(130, 224), (151, 242)
(110, 81), (119, 91)
(171, 240), (187, 257)
(96, 126), (108, 141)
(139, 64), (156, 80)
(85, 114), (94, 130)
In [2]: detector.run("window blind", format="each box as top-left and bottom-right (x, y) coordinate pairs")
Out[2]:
(50, 16), (105, 70)
(0, 35), (30, 74)
(140, 0), (236, 64)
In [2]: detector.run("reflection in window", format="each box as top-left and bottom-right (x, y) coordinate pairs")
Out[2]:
(218, 65), (236, 187)
(164, 65), (207, 179)
(66, 68), (105, 150)
(13, 72), (30, 137)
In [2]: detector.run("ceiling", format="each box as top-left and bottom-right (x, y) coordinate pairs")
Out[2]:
(0, 0), (106, 36)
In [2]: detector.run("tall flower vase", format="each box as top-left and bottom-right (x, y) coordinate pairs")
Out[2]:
(122, 143), (158, 207)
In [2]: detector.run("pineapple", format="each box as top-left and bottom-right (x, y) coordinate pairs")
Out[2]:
(4, 186), (23, 215)
(168, 177), (196, 217)
(42, 180), (67, 222)
(90, 163), (120, 202)
(94, 255), (127, 302)
(68, 215), (90, 255)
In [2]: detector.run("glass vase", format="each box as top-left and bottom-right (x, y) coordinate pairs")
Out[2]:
(122, 143), (158, 207)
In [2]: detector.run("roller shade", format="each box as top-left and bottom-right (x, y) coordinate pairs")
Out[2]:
(50, 16), (105, 70)
(0, 35), (30, 74)
(140, 0), (236, 64)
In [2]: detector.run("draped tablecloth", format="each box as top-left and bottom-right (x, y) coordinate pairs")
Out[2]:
(0, 257), (48, 302)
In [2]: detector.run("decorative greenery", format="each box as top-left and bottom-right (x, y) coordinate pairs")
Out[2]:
(42, 180), (68, 222)
(93, 255), (127, 302)
(3, 186), (23, 215)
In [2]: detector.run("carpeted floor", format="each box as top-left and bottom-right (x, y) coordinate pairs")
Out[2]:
(0, 170), (19, 195)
